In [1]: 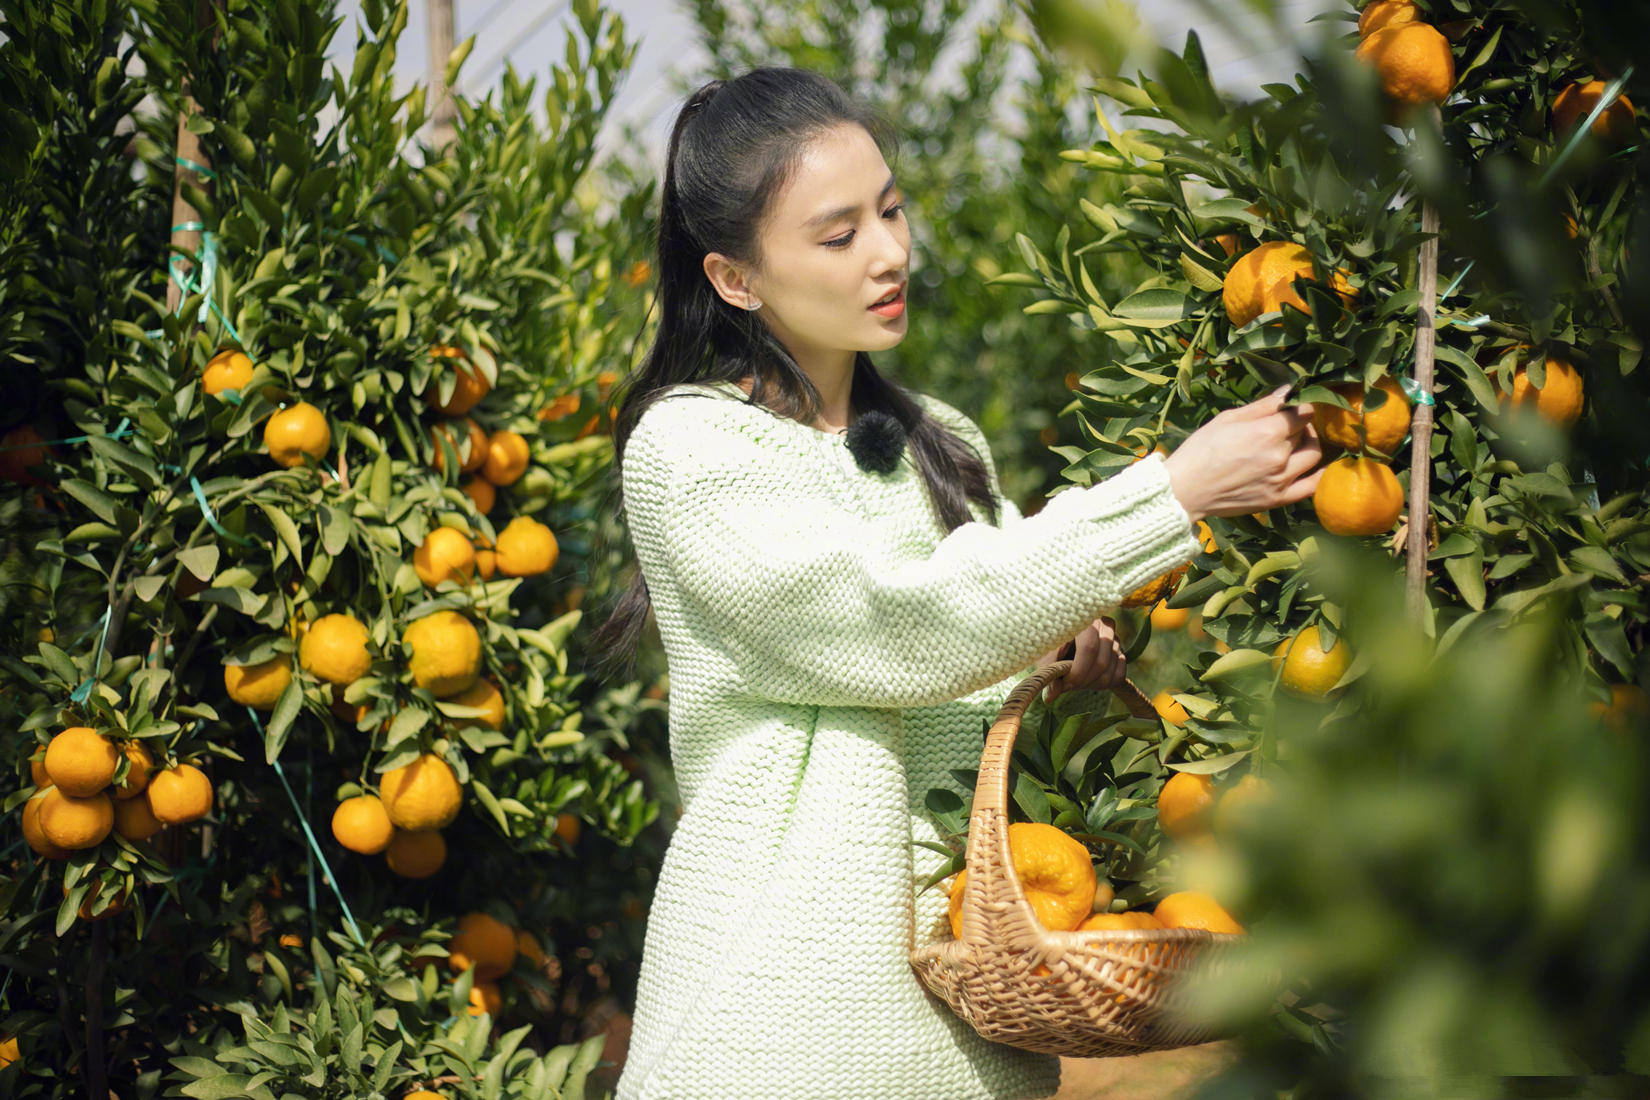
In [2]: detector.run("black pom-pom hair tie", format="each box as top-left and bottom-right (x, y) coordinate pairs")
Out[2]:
(843, 409), (907, 474)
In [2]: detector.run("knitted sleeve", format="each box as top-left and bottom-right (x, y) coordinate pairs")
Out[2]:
(624, 395), (1199, 709)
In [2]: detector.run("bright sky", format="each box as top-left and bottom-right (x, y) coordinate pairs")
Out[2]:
(330, 0), (1346, 169)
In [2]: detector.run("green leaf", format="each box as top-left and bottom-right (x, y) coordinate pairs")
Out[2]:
(1201, 648), (1272, 680)
(471, 779), (511, 836)
(264, 680), (303, 763)
(1110, 288), (1193, 327)
(178, 544), (221, 581)
(257, 502), (305, 568)
(60, 479), (123, 525)
(1443, 550), (1487, 611)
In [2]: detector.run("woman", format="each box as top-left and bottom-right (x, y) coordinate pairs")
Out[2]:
(594, 68), (1322, 1100)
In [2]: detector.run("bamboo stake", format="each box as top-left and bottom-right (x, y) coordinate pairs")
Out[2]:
(165, 0), (220, 315)
(1406, 194), (1441, 623)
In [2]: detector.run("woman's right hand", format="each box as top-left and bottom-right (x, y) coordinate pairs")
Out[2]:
(1161, 386), (1324, 521)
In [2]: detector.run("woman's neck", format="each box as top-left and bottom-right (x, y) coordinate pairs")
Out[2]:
(735, 369), (855, 433)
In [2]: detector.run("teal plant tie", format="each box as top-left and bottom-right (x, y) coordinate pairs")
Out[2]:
(0, 423), (136, 453)
(253, 710), (367, 948)
(69, 605), (113, 705)
(189, 475), (260, 548)
(1398, 375), (1437, 407)
(174, 155), (217, 180)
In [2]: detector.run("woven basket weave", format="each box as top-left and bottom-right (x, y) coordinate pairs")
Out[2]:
(909, 660), (1242, 1058)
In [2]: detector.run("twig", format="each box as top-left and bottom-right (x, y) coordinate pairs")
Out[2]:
(1406, 183), (1441, 623)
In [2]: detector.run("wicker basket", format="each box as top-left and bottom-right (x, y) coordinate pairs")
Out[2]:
(909, 660), (1243, 1058)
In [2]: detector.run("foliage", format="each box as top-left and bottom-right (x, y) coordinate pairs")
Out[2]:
(965, 0), (1650, 1089)
(0, 0), (660, 1091)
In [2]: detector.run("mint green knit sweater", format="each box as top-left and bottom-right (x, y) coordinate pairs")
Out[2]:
(615, 380), (1200, 1100)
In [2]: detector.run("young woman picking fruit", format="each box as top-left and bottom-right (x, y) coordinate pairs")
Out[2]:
(595, 67), (1323, 1100)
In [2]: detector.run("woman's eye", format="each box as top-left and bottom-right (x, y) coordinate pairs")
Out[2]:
(825, 204), (905, 250)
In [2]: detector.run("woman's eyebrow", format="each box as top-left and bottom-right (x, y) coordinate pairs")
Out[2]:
(803, 176), (898, 229)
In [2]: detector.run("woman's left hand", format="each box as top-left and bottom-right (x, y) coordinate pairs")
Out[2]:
(1039, 617), (1126, 702)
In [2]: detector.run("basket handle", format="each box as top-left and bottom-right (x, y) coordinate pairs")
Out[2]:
(971, 662), (1157, 818)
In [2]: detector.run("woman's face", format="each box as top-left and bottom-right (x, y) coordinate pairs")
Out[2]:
(707, 123), (911, 373)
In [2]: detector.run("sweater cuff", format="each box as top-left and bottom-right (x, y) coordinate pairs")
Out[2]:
(1042, 453), (1201, 601)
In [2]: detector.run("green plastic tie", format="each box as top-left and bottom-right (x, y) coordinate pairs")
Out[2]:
(1398, 376), (1436, 407)
(189, 475), (261, 548)
(265, 749), (366, 947)
(0, 423), (136, 453)
(174, 155), (217, 180)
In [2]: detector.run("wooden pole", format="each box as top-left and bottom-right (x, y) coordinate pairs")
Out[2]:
(1405, 194), (1441, 623)
(165, 0), (219, 316)
(428, 0), (457, 154)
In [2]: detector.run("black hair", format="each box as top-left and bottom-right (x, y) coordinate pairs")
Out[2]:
(590, 67), (1001, 679)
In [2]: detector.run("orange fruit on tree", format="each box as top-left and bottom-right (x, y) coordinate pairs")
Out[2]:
(1358, 0), (1418, 36)
(112, 793), (164, 841)
(1213, 774), (1274, 835)
(537, 393), (581, 422)
(495, 516), (559, 577)
(554, 812), (582, 846)
(1552, 80), (1637, 145)
(1222, 241), (1353, 327)
(1157, 771), (1215, 839)
(461, 476), (496, 515)
(624, 260), (652, 287)
(474, 539), (497, 580)
(424, 347), (491, 416)
(447, 678), (505, 729)
(1149, 601), (1189, 631)
(1589, 683), (1650, 733)
(300, 613), (373, 685)
(466, 980), (503, 1018)
(1121, 565), (1185, 608)
(404, 610), (482, 697)
(1505, 356), (1585, 426)
(1273, 625), (1352, 696)
(28, 749), (48, 788)
(147, 763), (213, 825)
(1154, 891), (1245, 934)
(263, 402), (331, 468)
(1152, 690), (1191, 728)
(413, 526), (477, 587)
(381, 753), (463, 830)
(0, 1035), (19, 1067)
(448, 912), (518, 981)
(44, 726), (119, 797)
(113, 740), (153, 800)
(515, 929), (548, 971)
(1355, 23), (1455, 107)
(385, 828), (447, 878)
(332, 794), (395, 854)
(72, 879), (128, 922)
(481, 429), (530, 486)
(0, 425), (49, 485)
(38, 787), (114, 849)
(430, 417), (488, 474)
(223, 654), (293, 710)
(23, 789), (69, 859)
(202, 349), (254, 396)
(1314, 376), (1412, 456)
(1313, 456), (1404, 536)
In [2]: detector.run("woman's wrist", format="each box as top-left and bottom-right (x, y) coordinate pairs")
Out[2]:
(1159, 451), (1206, 525)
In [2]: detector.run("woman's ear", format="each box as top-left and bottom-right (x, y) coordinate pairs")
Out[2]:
(703, 252), (757, 310)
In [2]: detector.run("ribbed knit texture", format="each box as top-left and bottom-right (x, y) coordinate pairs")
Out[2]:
(616, 380), (1200, 1100)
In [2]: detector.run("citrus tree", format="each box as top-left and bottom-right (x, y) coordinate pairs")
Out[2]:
(0, 0), (662, 1092)
(939, 0), (1650, 1088)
